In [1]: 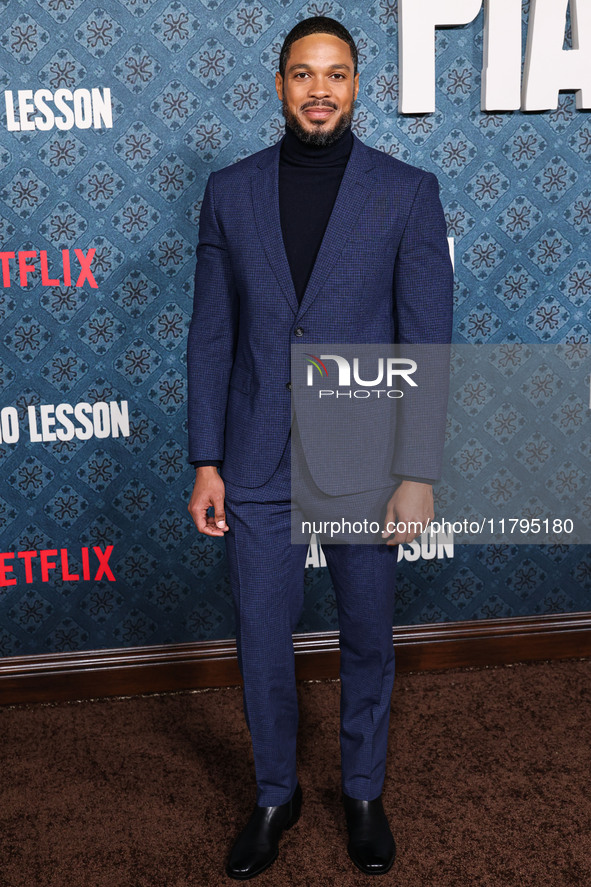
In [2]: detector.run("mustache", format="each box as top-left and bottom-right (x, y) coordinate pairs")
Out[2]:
(300, 100), (338, 111)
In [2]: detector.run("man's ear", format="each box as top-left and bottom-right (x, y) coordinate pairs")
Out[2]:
(275, 72), (283, 101)
(353, 72), (359, 101)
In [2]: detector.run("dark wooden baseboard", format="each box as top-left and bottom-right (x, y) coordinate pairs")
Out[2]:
(1, 612), (590, 705)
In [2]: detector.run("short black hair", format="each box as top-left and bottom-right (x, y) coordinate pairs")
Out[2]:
(278, 16), (358, 79)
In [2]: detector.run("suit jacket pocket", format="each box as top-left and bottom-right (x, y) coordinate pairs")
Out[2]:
(229, 364), (252, 395)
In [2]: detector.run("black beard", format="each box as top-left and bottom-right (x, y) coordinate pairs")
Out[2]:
(281, 98), (355, 147)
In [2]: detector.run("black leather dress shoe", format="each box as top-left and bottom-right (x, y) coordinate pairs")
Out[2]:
(343, 793), (396, 875)
(226, 783), (302, 880)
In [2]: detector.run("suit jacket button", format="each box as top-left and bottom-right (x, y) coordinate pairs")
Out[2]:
(294, 327), (304, 337)
(286, 382), (292, 390)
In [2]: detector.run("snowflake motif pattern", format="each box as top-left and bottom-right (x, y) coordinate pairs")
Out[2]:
(47, 620), (89, 652)
(41, 347), (89, 392)
(564, 189), (591, 236)
(560, 262), (591, 307)
(39, 49), (85, 90)
(528, 230), (572, 276)
(533, 157), (578, 203)
(115, 339), (162, 385)
(1, 14), (50, 64)
(438, 57), (478, 105)
(494, 265), (539, 311)
(148, 228), (193, 276)
(39, 202), (87, 246)
(44, 485), (89, 528)
(39, 285), (89, 323)
(77, 162), (125, 210)
(147, 154), (195, 202)
(149, 440), (186, 483)
(454, 373), (495, 415)
(351, 104), (379, 140)
(458, 303), (501, 342)
(148, 508), (193, 550)
(151, 80), (200, 130)
(147, 304), (189, 350)
(431, 130), (477, 179)
(184, 111), (232, 161)
(112, 271), (160, 316)
(396, 110), (444, 146)
(224, 1), (274, 47)
(350, 27), (379, 68)
(113, 481), (157, 521)
(482, 469), (521, 507)
(462, 233), (506, 280)
(113, 610), (157, 644)
(148, 369), (186, 414)
(151, 2), (199, 52)
(484, 402), (526, 444)
(112, 195), (161, 242)
(550, 394), (586, 437)
(1, 168), (49, 220)
(496, 196), (541, 243)
(223, 72), (270, 122)
(75, 9), (124, 59)
(465, 162), (509, 211)
(114, 44), (161, 94)
(77, 450), (122, 491)
(37, 0), (86, 24)
(526, 297), (570, 340)
(546, 461), (585, 503)
(257, 112), (285, 146)
(39, 133), (88, 178)
(79, 308), (125, 355)
(444, 568), (482, 609)
(368, 0), (397, 36)
(373, 133), (410, 162)
(503, 124), (546, 170)
(9, 591), (54, 632)
(365, 63), (398, 114)
(147, 573), (189, 611)
(514, 432), (556, 473)
(188, 37), (235, 88)
(451, 438), (492, 479)
(546, 93), (577, 134)
(4, 315), (51, 363)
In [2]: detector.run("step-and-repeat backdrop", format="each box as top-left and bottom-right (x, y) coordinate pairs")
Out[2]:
(0, 0), (589, 657)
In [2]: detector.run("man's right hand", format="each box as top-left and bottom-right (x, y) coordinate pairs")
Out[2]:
(188, 466), (229, 537)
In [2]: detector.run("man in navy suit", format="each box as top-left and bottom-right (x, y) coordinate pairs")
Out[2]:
(187, 16), (453, 879)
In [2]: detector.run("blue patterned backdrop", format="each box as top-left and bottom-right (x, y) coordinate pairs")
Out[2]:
(0, 0), (589, 657)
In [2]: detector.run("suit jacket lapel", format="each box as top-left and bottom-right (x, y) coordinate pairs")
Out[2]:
(251, 140), (298, 317)
(251, 133), (377, 319)
(297, 134), (377, 318)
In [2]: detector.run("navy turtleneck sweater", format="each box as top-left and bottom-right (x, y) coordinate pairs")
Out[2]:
(279, 123), (353, 303)
(193, 125), (435, 485)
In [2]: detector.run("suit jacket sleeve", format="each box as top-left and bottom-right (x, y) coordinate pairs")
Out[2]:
(391, 171), (453, 482)
(187, 171), (238, 463)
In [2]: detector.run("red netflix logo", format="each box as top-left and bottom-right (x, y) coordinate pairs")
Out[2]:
(0, 546), (115, 587)
(0, 249), (97, 288)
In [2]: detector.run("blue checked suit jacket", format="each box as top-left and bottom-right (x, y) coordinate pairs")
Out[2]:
(187, 132), (453, 494)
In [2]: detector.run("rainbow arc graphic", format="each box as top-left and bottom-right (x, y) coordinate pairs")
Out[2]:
(305, 353), (328, 381)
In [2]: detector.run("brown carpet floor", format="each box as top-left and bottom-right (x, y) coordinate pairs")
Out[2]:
(1, 659), (590, 887)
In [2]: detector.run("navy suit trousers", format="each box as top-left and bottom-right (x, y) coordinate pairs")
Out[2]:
(222, 419), (399, 806)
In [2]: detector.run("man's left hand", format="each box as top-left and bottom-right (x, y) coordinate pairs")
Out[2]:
(382, 481), (434, 546)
